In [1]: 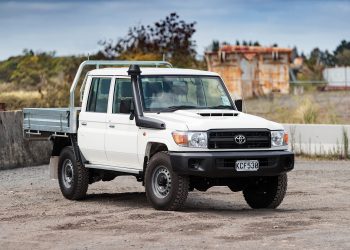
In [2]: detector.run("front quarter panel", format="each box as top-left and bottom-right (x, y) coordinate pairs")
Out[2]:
(137, 127), (182, 167)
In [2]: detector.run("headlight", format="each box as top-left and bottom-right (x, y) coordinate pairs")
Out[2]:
(271, 130), (288, 147)
(172, 131), (207, 148)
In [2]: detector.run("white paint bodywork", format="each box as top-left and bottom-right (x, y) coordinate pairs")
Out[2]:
(77, 67), (287, 172)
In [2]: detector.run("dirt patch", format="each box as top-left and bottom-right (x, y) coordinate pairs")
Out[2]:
(0, 160), (349, 249)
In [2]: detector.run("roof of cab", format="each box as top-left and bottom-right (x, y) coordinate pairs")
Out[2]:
(88, 67), (220, 77)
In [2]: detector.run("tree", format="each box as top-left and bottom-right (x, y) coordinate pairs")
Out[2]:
(9, 50), (56, 88)
(334, 40), (350, 55)
(99, 13), (197, 68)
(301, 47), (335, 81)
(291, 46), (299, 61)
(207, 40), (220, 52)
(253, 41), (260, 46)
(322, 50), (336, 67)
(335, 49), (350, 66)
(305, 48), (335, 67)
(333, 40), (350, 66)
(222, 41), (230, 46)
(0, 56), (22, 83)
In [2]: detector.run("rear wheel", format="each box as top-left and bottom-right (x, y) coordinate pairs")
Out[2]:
(145, 152), (189, 210)
(58, 146), (89, 200)
(243, 174), (287, 209)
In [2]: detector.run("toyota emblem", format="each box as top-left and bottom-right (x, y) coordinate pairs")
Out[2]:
(234, 134), (246, 144)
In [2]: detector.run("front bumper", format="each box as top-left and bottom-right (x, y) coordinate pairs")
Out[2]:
(169, 150), (294, 178)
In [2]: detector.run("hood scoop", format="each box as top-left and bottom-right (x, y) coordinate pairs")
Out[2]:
(198, 112), (239, 117)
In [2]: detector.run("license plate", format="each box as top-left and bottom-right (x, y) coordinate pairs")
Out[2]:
(235, 160), (259, 171)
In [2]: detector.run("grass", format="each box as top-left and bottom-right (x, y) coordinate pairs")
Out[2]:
(1, 83), (350, 125)
(0, 90), (44, 110)
(0, 80), (70, 110)
(343, 127), (349, 159)
(294, 98), (319, 123)
(245, 90), (350, 124)
(0, 90), (43, 99)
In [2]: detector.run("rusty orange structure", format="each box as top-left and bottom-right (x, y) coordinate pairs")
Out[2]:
(205, 45), (292, 98)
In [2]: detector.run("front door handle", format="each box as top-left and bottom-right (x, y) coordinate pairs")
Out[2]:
(109, 124), (115, 128)
(81, 122), (87, 126)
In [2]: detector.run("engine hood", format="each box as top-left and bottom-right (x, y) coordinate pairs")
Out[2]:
(145, 109), (284, 131)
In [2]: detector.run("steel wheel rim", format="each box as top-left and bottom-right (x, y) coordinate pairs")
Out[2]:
(62, 159), (74, 188)
(152, 165), (172, 199)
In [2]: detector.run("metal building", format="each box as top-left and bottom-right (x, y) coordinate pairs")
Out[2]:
(205, 45), (292, 98)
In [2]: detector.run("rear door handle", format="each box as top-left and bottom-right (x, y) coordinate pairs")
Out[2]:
(109, 124), (115, 128)
(81, 122), (87, 126)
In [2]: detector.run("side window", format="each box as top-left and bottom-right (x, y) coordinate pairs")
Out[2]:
(112, 79), (133, 113)
(86, 78), (111, 113)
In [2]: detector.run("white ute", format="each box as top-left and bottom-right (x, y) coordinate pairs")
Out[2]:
(23, 60), (294, 210)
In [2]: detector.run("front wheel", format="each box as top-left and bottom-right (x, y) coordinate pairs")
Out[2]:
(243, 174), (287, 209)
(145, 152), (189, 210)
(58, 146), (89, 200)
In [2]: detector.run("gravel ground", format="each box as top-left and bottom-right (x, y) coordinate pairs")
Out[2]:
(0, 160), (349, 250)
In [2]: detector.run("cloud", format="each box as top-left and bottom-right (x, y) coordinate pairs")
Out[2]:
(0, 0), (349, 59)
(0, 1), (75, 12)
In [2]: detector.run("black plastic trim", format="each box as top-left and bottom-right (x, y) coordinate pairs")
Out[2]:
(137, 116), (166, 129)
(208, 129), (271, 149)
(168, 150), (294, 178)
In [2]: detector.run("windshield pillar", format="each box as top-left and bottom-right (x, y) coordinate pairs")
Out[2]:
(127, 65), (166, 129)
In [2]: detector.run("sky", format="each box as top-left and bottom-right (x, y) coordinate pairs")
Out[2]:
(0, 0), (350, 60)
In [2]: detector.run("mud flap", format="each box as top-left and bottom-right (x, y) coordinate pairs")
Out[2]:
(49, 156), (59, 179)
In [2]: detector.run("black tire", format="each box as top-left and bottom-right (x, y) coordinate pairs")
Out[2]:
(145, 152), (189, 211)
(58, 146), (89, 200)
(243, 174), (287, 209)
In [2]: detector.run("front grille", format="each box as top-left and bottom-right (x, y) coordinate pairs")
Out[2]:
(208, 129), (271, 149)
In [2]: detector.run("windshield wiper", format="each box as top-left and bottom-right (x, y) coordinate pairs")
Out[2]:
(159, 105), (198, 112)
(207, 105), (233, 110)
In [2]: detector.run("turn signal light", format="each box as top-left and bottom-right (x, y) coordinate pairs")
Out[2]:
(172, 132), (188, 146)
(284, 133), (289, 145)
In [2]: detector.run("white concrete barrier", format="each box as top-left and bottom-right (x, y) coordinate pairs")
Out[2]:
(283, 124), (350, 156)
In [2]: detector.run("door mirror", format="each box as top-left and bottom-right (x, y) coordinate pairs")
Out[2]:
(120, 98), (134, 114)
(234, 99), (243, 112)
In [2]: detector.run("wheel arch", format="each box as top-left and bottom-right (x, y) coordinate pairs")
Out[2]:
(142, 141), (169, 181)
(50, 135), (85, 180)
(51, 136), (71, 156)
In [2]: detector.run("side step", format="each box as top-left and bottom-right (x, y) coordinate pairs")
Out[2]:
(84, 164), (141, 175)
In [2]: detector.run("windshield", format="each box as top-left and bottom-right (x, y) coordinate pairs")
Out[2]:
(140, 76), (234, 112)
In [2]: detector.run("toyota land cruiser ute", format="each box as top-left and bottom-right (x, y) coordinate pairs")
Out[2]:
(23, 60), (294, 211)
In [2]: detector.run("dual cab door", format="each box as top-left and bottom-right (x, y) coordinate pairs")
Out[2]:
(78, 76), (139, 169)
